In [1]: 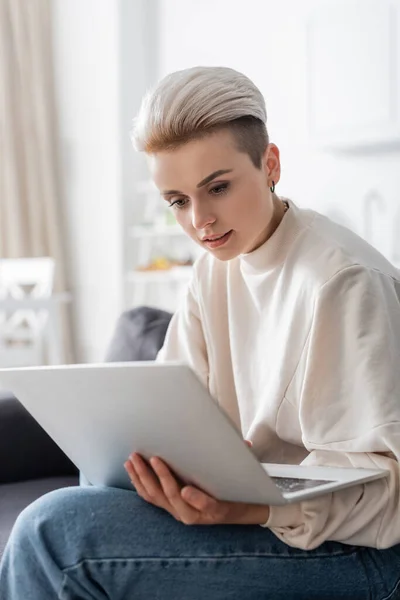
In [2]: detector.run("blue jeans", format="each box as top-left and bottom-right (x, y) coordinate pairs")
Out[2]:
(1, 486), (400, 600)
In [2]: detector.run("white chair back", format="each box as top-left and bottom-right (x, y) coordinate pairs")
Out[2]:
(0, 257), (55, 367)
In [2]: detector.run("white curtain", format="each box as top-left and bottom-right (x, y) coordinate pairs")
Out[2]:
(0, 0), (74, 361)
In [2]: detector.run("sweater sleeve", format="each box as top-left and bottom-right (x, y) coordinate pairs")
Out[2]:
(265, 265), (400, 549)
(156, 273), (209, 388)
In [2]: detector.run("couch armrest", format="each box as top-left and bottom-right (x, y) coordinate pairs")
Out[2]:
(0, 391), (78, 484)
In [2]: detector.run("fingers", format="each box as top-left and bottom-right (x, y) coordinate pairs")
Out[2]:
(124, 458), (153, 503)
(125, 454), (197, 524)
(129, 454), (166, 501)
(124, 454), (227, 526)
(124, 451), (266, 526)
(244, 439), (253, 448)
(181, 485), (224, 522)
(149, 457), (201, 525)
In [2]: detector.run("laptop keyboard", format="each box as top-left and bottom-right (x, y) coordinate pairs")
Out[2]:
(271, 476), (336, 494)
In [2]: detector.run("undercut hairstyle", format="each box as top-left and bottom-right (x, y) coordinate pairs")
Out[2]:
(132, 66), (270, 169)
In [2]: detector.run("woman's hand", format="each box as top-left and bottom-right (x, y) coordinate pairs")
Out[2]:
(123, 441), (270, 526)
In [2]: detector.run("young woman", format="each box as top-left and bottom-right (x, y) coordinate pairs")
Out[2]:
(1, 66), (400, 600)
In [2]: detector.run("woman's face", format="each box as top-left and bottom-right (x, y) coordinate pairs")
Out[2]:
(150, 129), (282, 261)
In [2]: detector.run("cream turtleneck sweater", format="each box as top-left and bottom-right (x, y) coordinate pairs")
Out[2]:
(157, 200), (400, 550)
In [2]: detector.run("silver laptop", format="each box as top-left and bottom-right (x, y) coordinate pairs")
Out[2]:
(0, 362), (387, 506)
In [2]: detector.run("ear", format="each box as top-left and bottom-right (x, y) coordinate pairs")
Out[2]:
(262, 143), (281, 188)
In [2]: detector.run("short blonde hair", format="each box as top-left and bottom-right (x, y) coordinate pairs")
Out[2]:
(132, 66), (269, 168)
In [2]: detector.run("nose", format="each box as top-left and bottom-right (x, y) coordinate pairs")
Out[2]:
(191, 200), (216, 231)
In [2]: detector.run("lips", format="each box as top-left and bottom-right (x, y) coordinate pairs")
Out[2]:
(202, 233), (228, 242)
(202, 230), (233, 249)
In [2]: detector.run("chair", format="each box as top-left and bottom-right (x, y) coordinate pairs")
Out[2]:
(0, 257), (57, 367)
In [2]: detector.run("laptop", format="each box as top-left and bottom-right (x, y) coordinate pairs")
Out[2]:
(0, 362), (388, 506)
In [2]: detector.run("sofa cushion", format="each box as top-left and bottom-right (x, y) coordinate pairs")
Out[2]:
(0, 476), (78, 560)
(105, 306), (172, 362)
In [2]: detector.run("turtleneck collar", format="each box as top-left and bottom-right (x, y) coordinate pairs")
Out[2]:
(239, 200), (307, 275)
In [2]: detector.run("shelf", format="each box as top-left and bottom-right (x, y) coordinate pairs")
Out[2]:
(129, 224), (184, 238)
(127, 266), (193, 284)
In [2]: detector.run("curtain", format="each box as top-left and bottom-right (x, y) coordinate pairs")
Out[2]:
(0, 0), (74, 362)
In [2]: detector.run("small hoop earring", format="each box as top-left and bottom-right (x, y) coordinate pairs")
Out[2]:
(270, 181), (275, 193)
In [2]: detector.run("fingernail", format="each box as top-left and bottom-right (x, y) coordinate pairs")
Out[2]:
(184, 487), (196, 500)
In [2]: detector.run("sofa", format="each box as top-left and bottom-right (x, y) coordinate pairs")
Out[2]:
(0, 306), (173, 560)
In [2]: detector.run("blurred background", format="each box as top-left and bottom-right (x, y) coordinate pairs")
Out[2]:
(0, 0), (399, 368)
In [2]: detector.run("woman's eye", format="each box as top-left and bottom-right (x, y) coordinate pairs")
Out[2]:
(169, 198), (188, 209)
(210, 183), (229, 195)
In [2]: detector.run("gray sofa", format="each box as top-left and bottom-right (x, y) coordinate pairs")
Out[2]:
(0, 306), (172, 560)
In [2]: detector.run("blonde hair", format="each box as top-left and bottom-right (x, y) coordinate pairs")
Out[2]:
(132, 66), (269, 168)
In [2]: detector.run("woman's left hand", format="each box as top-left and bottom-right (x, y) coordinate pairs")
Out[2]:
(124, 453), (270, 526)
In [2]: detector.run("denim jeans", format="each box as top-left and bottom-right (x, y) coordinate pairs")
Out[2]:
(0, 486), (400, 600)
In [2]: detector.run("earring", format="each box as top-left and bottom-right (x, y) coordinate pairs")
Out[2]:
(270, 181), (275, 193)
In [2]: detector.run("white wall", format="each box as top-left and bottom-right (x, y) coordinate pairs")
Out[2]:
(52, 0), (122, 362)
(52, 0), (158, 362)
(158, 0), (400, 265)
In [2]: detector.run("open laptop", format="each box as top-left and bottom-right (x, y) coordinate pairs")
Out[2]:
(0, 362), (388, 506)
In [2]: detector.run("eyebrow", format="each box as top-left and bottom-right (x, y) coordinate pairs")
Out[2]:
(162, 169), (233, 196)
(196, 169), (233, 188)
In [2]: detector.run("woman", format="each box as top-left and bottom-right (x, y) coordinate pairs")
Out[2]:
(1, 66), (400, 600)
